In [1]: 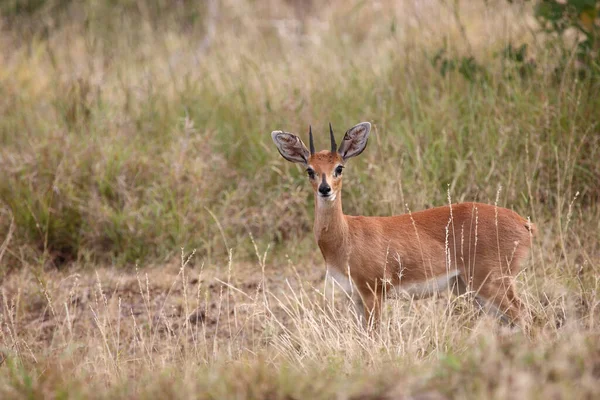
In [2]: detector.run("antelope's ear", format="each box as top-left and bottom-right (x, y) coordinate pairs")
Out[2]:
(271, 131), (310, 164)
(337, 122), (371, 160)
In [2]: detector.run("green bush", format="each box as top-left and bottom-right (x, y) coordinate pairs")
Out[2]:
(535, 0), (600, 77)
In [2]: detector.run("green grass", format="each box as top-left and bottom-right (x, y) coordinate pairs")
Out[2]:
(1, 0), (598, 270)
(2, 0), (600, 269)
(1, 0), (600, 398)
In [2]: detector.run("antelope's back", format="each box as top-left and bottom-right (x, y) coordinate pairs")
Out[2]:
(345, 202), (535, 282)
(443, 202), (535, 274)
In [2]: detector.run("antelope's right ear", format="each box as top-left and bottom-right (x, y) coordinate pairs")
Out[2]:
(271, 131), (310, 164)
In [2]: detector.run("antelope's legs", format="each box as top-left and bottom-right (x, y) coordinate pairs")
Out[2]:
(361, 290), (383, 331)
(323, 272), (366, 326)
(477, 279), (524, 325)
(456, 273), (524, 326)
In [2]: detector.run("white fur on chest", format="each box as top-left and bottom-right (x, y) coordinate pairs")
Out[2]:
(325, 267), (354, 293)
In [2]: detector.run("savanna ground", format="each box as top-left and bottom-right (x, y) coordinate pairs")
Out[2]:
(1, 0), (600, 398)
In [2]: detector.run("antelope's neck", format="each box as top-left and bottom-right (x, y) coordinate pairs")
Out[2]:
(313, 193), (349, 267)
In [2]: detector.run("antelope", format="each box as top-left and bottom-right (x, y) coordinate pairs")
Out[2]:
(271, 122), (536, 328)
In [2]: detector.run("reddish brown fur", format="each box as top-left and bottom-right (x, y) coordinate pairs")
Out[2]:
(307, 150), (536, 327)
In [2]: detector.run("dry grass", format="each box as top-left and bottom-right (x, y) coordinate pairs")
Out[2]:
(1, 0), (600, 398)
(1, 227), (599, 399)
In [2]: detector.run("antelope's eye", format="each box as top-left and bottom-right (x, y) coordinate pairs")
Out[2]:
(334, 166), (344, 176)
(306, 169), (315, 179)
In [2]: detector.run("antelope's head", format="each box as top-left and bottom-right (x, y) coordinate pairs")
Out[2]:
(271, 122), (371, 203)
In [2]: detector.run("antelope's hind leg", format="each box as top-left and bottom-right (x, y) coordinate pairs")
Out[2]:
(452, 274), (524, 328)
(476, 278), (524, 326)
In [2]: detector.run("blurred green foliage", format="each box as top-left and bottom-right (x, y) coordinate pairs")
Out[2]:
(0, 1), (598, 271)
(535, 0), (600, 76)
(433, 0), (599, 81)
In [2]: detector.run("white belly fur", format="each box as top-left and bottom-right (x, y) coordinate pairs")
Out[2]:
(395, 270), (460, 298)
(326, 267), (460, 299)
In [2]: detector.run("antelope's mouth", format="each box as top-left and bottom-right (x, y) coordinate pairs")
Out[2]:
(318, 193), (337, 201)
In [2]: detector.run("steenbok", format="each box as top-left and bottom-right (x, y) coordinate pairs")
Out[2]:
(271, 122), (536, 328)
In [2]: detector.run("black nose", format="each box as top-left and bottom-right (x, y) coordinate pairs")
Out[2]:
(318, 183), (331, 195)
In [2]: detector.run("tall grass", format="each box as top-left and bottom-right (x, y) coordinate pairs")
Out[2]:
(1, 0), (597, 271)
(0, 0), (599, 397)
(0, 233), (598, 398)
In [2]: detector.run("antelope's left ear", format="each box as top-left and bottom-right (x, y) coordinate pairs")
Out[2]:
(337, 122), (371, 160)
(271, 130), (310, 164)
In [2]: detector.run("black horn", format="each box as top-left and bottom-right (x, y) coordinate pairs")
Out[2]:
(309, 125), (315, 155)
(329, 122), (337, 152)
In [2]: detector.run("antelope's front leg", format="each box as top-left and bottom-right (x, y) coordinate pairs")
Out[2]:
(325, 268), (365, 325)
(350, 289), (366, 325)
(360, 289), (383, 331)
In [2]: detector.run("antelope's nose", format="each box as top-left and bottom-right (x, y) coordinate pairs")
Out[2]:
(318, 183), (332, 196)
